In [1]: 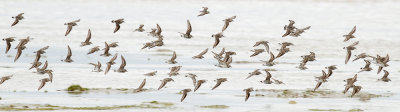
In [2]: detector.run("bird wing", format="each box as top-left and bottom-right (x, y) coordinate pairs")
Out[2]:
(198, 12), (206, 16)
(213, 37), (220, 48)
(191, 78), (197, 87)
(65, 25), (73, 36)
(212, 81), (222, 90)
(5, 42), (11, 54)
(253, 41), (262, 47)
(104, 42), (110, 54)
(352, 74), (358, 82)
(282, 29), (291, 37)
(264, 44), (270, 53)
(137, 79), (146, 90)
(42, 61), (48, 70)
(14, 48), (23, 62)
(383, 70), (389, 78)
(245, 74), (253, 79)
(47, 71), (53, 82)
(11, 19), (19, 27)
(71, 19), (80, 23)
(345, 49), (351, 64)
(186, 20), (192, 35)
(98, 61), (102, 68)
(364, 59), (371, 68)
(39, 46), (50, 51)
(89, 63), (97, 66)
(377, 66), (383, 74)
(104, 63), (111, 75)
(226, 56), (233, 64)
(351, 87), (358, 97)
(0, 79), (5, 85)
(194, 82), (202, 92)
(222, 21), (230, 31)
(85, 29), (91, 43)
(266, 71), (272, 80)
(38, 80), (47, 90)
(349, 41), (359, 47)
(349, 26), (356, 35)
(173, 66), (181, 72)
(245, 91), (250, 101)
(158, 80), (167, 90)
(156, 24), (162, 35)
(17, 13), (24, 17)
(181, 91), (187, 102)
(322, 70), (327, 77)
(109, 53), (118, 63)
(219, 48), (225, 56)
(170, 51), (177, 61)
(113, 23), (120, 33)
(314, 82), (322, 91)
(67, 45), (72, 59)
(268, 52), (275, 62)
(198, 48), (208, 56)
(120, 55), (126, 68)
(383, 54), (390, 63)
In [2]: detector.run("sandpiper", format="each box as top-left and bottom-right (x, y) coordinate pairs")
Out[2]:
(11, 13), (24, 27)
(64, 19), (80, 36)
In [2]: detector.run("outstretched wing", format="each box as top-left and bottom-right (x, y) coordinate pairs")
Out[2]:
(113, 23), (120, 33)
(156, 24), (162, 35)
(345, 49), (351, 64)
(5, 42), (12, 54)
(41, 61), (48, 70)
(245, 91), (250, 101)
(137, 79), (146, 90)
(180, 91), (187, 102)
(268, 52), (275, 62)
(383, 70), (389, 78)
(120, 55), (126, 68)
(218, 48), (225, 56)
(198, 48), (208, 56)
(222, 21), (229, 31)
(349, 41), (359, 47)
(348, 26), (356, 35)
(104, 63), (111, 75)
(39, 46), (50, 51)
(71, 19), (80, 23)
(85, 29), (92, 42)
(11, 19), (19, 27)
(186, 20), (192, 35)
(14, 48), (22, 62)
(65, 25), (73, 36)
(171, 51), (177, 61)
(67, 45), (72, 58)
(213, 37), (220, 48)
(38, 80), (47, 90)
(265, 71), (272, 80)
(109, 53), (118, 63)
(158, 80), (167, 90)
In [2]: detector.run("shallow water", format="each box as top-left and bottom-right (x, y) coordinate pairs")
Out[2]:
(0, 0), (400, 111)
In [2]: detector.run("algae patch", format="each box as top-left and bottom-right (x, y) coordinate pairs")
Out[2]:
(308, 109), (341, 111)
(288, 100), (297, 104)
(200, 105), (229, 109)
(67, 85), (88, 91)
(348, 108), (363, 112)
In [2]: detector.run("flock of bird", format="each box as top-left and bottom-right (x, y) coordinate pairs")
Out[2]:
(0, 6), (392, 102)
